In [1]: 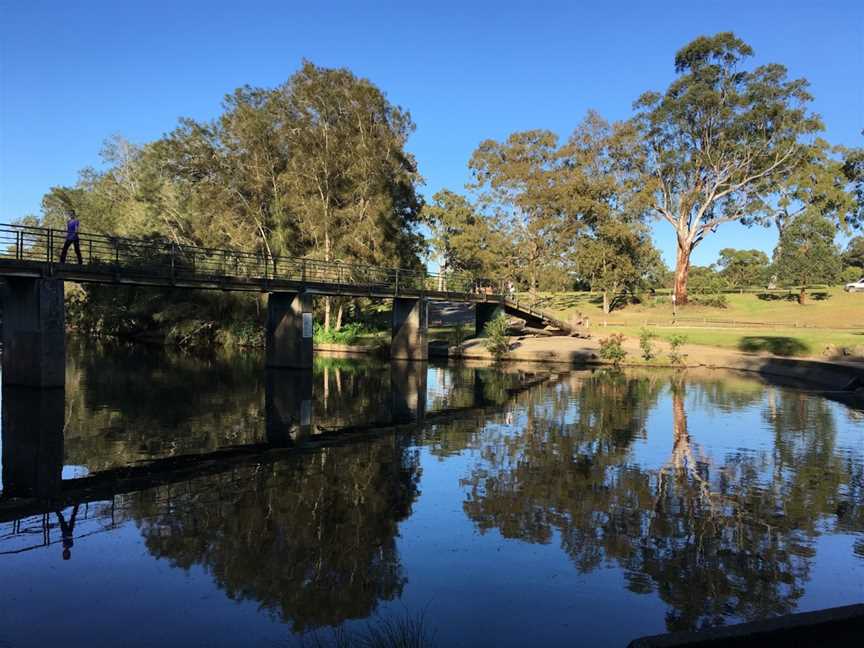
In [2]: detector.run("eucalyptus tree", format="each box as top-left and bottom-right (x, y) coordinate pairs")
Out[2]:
(773, 212), (842, 303)
(422, 189), (510, 285)
(468, 129), (578, 295)
(633, 32), (823, 304)
(716, 248), (770, 290)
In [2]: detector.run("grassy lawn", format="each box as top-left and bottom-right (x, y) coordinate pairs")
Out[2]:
(526, 286), (864, 328)
(601, 324), (864, 357)
(521, 287), (864, 358)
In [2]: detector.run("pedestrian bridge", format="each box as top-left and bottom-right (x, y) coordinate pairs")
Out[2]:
(0, 223), (570, 386)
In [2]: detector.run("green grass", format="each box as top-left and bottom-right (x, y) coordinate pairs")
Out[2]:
(526, 286), (864, 328)
(601, 325), (863, 358)
(517, 286), (864, 358)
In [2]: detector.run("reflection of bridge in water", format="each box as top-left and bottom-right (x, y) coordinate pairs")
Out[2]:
(0, 223), (569, 387)
(0, 364), (551, 526)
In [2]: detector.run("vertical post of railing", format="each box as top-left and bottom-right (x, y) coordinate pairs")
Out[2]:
(88, 239), (93, 264)
(46, 229), (53, 264)
(114, 238), (119, 266)
(301, 259), (307, 284)
(395, 269), (400, 295)
(16, 230), (21, 260)
(170, 243), (176, 281)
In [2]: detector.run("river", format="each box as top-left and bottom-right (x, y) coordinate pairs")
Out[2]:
(1, 343), (863, 646)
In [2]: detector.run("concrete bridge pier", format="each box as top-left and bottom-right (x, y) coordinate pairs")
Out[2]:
(475, 302), (503, 337)
(1, 278), (66, 388)
(390, 361), (427, 423)
(1, 386), (64, 499)
(265, 369), (314, 446)
(391, 297), (428, 360)
(266, 291), (313, 369)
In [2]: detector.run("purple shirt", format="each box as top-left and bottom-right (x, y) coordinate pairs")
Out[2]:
(66, 219), (80, 241)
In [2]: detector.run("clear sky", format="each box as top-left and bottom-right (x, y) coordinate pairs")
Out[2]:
(1, 0), (862, 267)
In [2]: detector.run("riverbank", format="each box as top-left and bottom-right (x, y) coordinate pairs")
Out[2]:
(451, 335), (864, 392)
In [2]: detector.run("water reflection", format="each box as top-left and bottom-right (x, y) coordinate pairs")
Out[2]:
(1, 349), (863, 645)
(460, 369), (864, 632)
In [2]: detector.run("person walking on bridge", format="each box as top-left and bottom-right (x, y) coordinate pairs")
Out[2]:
(59, 209), (82, 264)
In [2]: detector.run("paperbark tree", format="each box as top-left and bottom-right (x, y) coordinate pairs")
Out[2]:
(633, 33), (822, 304)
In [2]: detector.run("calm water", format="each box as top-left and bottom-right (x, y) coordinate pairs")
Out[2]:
(1, 344), (863, 647)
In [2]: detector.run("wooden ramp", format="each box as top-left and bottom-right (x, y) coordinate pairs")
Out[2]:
(501, 299), (572, 334)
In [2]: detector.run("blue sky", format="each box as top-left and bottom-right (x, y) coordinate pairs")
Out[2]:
(1, 0), (862, 267)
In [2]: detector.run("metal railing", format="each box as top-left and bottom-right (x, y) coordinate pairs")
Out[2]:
(0, 223), (504, 297)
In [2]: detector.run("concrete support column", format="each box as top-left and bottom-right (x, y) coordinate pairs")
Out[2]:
(475, 302), (503, 338)
(391, 297), (428, 361)
(1, 386), (64, 499)
(265, 369), (314, 446)
(390, 361), (427, 424)
(266, 292), (313, 369)
(1, 278), (66, 387)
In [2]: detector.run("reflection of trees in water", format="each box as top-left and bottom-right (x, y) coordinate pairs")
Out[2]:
(123, 435), (421, 631)
(460, 371), (864, 632)
(63, 344), (267, 471)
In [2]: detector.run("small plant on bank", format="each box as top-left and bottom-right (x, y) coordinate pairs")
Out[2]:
(450, 322), (468, 349)
(599, 333), (628, 366)
(313, 322), (380, 345)
(638, 328), (657, 361)
(668, 334), (688, 366)
(483, 313), (511, 361)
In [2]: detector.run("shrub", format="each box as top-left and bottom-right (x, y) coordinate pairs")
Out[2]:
(690, 294), (728, 308)
(449, 322), (468, 348)
(639, 328), (656, 361)
(313, 322), (380, 345)
(483, 313), (511, 361)
(599, 333), (627, 366)
(668, 334), (688, 366)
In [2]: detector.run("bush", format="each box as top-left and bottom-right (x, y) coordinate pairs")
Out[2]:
(313, 322), (380, 345)
(841, 266), (863, 284)
(639, 328), (656, 361)
(483, 313), (511, 361)
(690, 294), (728, 308)
(668, 334), (688, 366)
(599, 333), (627, 366)
(449, 322), (468, 348)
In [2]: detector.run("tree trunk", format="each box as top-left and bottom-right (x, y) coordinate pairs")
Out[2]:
(334, 301), (344, 331)
(798, 286), (807, 305)
(323, 296), (331, 331)
(602, 290), (610, 315)
(674, 240), (691, 306)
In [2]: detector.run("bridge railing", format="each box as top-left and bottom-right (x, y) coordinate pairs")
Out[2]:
(0, 223), (502, 297)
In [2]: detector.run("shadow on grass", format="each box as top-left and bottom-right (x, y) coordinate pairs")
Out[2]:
(810, 291), (832, 301)
(738, 336), (810, 356)
(755, 292), (797, 302)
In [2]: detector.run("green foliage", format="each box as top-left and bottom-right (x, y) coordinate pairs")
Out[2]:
(841, 266), (863, 284)
(638, 328), (656, 361)
(842, 236), (864, 270)
(482, 314), (511, 361)
(690, 294), (728, 308)
(599, 333), (628, 366)
(40, 61), (425, 344)
(449, 322), (468, 348)
(422, 190), (507, 286)
(313, 322), (381, 345)
(668, 334), (689, 366)
(688, 266), (727, 295)
(717, 248), (770, 289)
(773, 213), (842, 302)
(634, 32), (825, 303)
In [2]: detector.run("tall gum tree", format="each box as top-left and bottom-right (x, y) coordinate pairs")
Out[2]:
(634, 33), (822, 305)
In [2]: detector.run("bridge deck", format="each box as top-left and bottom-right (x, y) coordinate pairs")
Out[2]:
(0, 223), (569, 330)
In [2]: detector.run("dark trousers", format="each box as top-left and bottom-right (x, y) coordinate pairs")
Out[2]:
(60, 237), (82, 264)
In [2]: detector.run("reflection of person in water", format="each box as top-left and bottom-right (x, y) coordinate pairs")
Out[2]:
(55, 505), (80, 560)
